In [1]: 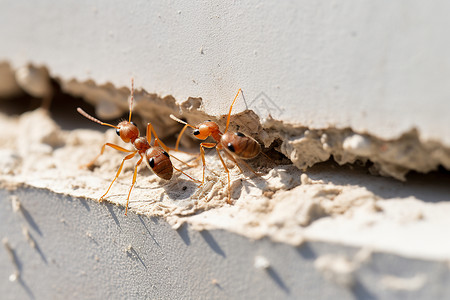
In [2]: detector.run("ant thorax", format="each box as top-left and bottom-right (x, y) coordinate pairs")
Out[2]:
(133, 137), (151, 152)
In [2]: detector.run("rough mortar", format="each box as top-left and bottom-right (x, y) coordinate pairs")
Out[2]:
(0, 95), (449, 262)
(62, 77), (450, 180)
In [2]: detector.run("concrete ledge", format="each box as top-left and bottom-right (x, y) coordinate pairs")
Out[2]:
(2, 186), (449, 299)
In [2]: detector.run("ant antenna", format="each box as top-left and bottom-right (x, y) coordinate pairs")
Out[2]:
(129, 78), (134, 122)
(224, 88), (242, 134)
(170, 114), (196, 151)
(77, 108), (119, 129)
(169, 114), (196, 128)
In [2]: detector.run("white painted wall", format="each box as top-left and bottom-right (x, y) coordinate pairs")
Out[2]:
(1, 1), (449, 145)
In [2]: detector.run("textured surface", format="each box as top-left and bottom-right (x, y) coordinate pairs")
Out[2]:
(0, 109), (449, 262)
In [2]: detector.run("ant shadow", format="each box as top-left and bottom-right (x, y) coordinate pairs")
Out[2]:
(266, 266), (291, 294)
(106, 204), (122, 229)
(352, 280), (376, 300)
(27, 232), (48, 264)
(296, 243), (318, 261)
(126, 246), (147, 270)
(138, 215), (160, 247)
(6, 245), (35, 298)
(162, 177), (199, 201)
(199, 230), (226, 257)
(198, 148), (273, 201)
(135, 166), (198, 201)
(18, 204), (43, 237)
(78, 197), (91, 211)
(230, 163), (295, 200)
(103, 172), (199, 208)
(176, 223), (191, 246)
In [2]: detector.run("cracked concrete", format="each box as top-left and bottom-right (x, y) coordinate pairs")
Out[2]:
(53, 72), (450, 181)
(0, 70), (449, 263)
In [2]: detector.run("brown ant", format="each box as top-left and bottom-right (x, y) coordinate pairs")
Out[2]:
(77, 78), (199, 215)
(170, 89), (265, 204)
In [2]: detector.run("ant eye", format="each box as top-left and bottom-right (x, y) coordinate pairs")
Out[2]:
(193, 129), (200, 136)
(116, 128), (120, 136)
(163, 151), (170, 158)
(227, 143), (235, 152)
(130, 121), (137, 127)
(149, 157), (155, 168)
(236, 132), (245, 137)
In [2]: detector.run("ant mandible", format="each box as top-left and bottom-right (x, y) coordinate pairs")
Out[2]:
(170, 89), (263, 204)
(77, 78), (199, 215)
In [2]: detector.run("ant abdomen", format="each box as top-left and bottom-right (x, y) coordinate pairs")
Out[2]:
(145, 147), (173, 180)
(221, 131), (261, 159)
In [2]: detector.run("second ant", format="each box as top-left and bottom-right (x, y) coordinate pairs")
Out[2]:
(170, 89), (266, 204)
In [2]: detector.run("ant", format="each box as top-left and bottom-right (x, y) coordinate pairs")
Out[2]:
(77, 78), (199, 215)
(170, 89), (265, 204)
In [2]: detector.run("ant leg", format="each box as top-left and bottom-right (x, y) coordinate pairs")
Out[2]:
(125, 153), (144, 216)
(260, 151), (275, 164)
(172, 165), (201, 184)
(81, 143), (133, 169)
(224, 151), (262, 177)
(174, 124), (190, 151)
(199, 145), (206, 186)
(146, 123), (153, 145)
(186, 153), (202, 167)
(99, 151), (138, 202)
(215, 148), (233, 204)
(169, 114), (196, 151)
(238, 158), (263, 177)
(224, 88), (242, 134)
(223, 151), (244, 173)
(170, 124), (201, 161)
(170, 153), (197, 169)
(147, 123), (194, 168)
(199, 142), (217, 187)
(147, 123), (172, 152)
(168, 115), (200, 159)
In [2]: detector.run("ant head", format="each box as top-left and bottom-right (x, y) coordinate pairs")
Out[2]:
(116, 121), (139, 143)
(193, 121), (219, 140)
(77, 78), (140, 143)
(169, 114), (220, 142)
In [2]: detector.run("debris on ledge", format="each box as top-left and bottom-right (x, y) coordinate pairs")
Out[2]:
(1, 70), (450, 262)
(59, 76), (450, 181)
